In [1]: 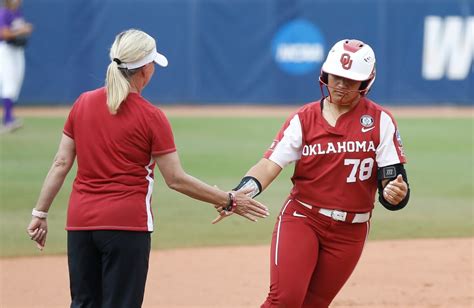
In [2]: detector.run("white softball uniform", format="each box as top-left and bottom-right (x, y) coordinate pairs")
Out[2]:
(0, 41), (25, 101)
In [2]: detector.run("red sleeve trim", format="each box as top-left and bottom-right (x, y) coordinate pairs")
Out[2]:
(63, 130), (74, 139)
(152, 148), (177, 156)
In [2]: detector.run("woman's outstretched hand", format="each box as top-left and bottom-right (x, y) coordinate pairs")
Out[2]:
(212, 186), (269, 224)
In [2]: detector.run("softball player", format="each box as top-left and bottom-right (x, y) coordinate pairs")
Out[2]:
(216, 39), (410, 307)
(0, 0), (33, 133)
(26, 29), (268, 308)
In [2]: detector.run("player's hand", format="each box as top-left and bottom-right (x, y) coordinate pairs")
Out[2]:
(383, 175), (408, 205)
(212, 186), (269, 224)
(26, 217), (48, 251)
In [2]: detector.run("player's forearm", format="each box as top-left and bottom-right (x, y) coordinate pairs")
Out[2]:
(245, 158), (282, 191)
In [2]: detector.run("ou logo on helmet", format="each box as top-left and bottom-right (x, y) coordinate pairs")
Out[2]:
(340, 53), (353, 70)
(272, 19), (326, 75)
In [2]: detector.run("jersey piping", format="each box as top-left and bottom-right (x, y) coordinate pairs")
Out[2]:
(145, 157), (155, 231)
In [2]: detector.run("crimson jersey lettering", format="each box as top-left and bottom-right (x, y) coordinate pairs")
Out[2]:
(264, 97), (406, 212)
(63, 88), (176, 231)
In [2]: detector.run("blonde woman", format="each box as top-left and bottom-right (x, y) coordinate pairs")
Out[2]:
(26, 29), (269, 308)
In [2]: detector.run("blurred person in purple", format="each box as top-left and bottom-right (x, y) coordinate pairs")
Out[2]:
(0, 0), (33, 134)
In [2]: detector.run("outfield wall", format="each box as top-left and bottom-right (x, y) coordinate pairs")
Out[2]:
(18, 0), (474, 105)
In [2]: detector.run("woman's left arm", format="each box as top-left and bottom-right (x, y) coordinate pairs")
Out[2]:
(26, 134), (76, 250)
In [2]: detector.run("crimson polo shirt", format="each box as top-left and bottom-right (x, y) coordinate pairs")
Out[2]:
(63, 87), (176, 231)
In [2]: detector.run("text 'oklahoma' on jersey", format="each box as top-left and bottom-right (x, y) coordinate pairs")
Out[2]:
(264, 97), (406, 213)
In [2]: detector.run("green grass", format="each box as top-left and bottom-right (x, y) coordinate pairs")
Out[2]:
(0, 116), (473, 257)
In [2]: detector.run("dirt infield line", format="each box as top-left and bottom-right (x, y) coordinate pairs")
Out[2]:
(12, 105), (474, 118)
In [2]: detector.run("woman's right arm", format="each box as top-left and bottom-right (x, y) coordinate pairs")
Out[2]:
(153, 152), (269, 221)
(26, 134), (76, 250)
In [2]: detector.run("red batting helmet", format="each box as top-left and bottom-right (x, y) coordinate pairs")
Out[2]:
(319, 39), (376, 95)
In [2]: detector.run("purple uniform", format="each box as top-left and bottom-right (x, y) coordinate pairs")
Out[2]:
(0, 4), (30, 129)
(0, 7), (24, 41)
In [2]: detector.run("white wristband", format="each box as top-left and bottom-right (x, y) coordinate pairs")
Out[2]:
(32, 208), (48, 219)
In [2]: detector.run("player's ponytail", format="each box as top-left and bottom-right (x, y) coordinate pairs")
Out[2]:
(105, 29), (155, 115)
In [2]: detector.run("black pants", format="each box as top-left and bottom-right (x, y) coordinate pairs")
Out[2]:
(67, 230), (151, 308)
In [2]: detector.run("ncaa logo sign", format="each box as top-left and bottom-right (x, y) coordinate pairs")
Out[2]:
(272, 19), (326, 75)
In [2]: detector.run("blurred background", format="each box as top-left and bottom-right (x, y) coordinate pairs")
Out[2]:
(18, 0), (474, 106)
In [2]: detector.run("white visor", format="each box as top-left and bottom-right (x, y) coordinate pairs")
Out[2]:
(119, 47), (168, 69)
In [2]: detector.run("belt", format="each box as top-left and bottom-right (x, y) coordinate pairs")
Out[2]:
(295, 199), (370, 224)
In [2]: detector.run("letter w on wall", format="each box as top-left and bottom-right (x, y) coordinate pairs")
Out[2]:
(423, 16), (474, 80)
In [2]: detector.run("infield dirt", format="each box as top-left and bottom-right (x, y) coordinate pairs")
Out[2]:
(1, 238), (473, 307)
